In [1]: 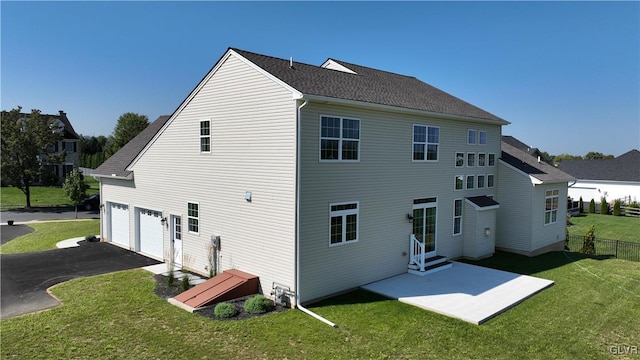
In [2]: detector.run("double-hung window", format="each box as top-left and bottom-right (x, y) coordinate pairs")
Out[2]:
(478, 131), (487, 145)
(200, 121), (211, 153)
(478, 153), (486, 166)
(467, 153), (476, 167)
(413, 125), (439, 161)
(487, 174), (495, 188)
(468, 130), (477, 145)
(455, 152), (465, 167)
(466, 175), (475, 189)
(187, 202), (199, 233)
(545, 190), (559, 225)
(320, 116), (360, 161)
(488, 153), (496, 167)
(455, 175), (464, 190)
(329, 202), (358, 246)
(477, 175), (486, 188)
(453, 199), (463, 236)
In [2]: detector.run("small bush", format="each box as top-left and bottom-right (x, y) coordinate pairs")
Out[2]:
(600, 197), (608, 215)
(84, 235), (98, 242)
(243, 295), (274, 314)
(581, 225), (596, 255)
(180, 274), (191, 292)
(579, 197), (584, 214)
(613, 200), (621, 216)
(167, 270), (175, 287)
(589, 199), (596, 213)
(214, 302), (238, 318)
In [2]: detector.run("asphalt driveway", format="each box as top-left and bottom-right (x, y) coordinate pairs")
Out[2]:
(1, 242), (160, 319)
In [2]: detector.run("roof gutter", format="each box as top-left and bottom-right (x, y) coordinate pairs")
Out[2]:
(295, 98), (337, 328)
(92, 173), (134, 181)
(303, 94), (510, 126)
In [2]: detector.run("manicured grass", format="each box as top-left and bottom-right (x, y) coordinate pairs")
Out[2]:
(0, 220), (100, 254)
(568, 213), (640, 243)
(1, 179), (99, 210)
(2, 251), (638, 359)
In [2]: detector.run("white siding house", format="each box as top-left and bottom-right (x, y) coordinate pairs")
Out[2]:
(94, 48), (567, 305)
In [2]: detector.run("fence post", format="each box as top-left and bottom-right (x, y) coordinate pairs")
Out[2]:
(615, 240), (619, 259)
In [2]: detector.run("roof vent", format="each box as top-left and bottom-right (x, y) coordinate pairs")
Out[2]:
(289, 57), (293, 69)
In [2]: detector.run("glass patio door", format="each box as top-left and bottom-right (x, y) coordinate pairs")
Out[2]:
(413, 205), (437, 258)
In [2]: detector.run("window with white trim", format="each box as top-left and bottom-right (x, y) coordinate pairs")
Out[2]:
(200, 121), (211, 153)
(466, 175), (475, 189)
(477, 175), (486, 188)
(455, 152), (465, 167)
(329, 202), (359, 246)
(478, 153), (486, 167)
(453, 199), (463, 236)
(467, 153), (476, 167)
(455, 175), (464, 190)
(320, 116), (360, 161)
(488, 153), (496, 166)
(478, 131), (487, 145)
(545, 189), (559, 225)
(187, 202), (199, 233)
(487, 174), (495, 188)
(413, 125), (439, 161)
(468, 129), (477, 144)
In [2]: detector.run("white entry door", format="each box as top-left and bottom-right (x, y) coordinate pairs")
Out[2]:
(412, 198), (438, 258)
(171, 215), (183, 268)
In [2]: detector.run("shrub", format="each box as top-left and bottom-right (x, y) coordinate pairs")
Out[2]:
(579, 197), (584, 213)
(600, 197), (608, 215)
(214, 302), (238, 318)
(180, 274), (191, 292)
(613, 200), (621, 216)
(167, 270), (175, 287)
(243, 295), (274, 314)
(84, 234), (98, 242)
(589, 199), (596, 213)
(581, 225), (596, 255)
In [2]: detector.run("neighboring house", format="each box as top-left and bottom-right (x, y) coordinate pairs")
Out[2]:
(557, 150), (640, 204)
(94, 48), (565, 305)
(25, 110), (81, 183)
(498, 137), (574, 256)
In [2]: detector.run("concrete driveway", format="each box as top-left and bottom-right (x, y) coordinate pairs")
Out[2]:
(1, 242), (160, 319)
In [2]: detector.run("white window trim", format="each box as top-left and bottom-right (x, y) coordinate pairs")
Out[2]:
(454, 175), (464, 191)
(467, 152), (476, 167)
(487, 174), (495, 188)
(544, 189), (560, 226)
(412, 124), (440, 162)
(478, 153), (486, 167)
(467, 129), (477, 145)
(319, 115), (361, 162)
(488, 153), (496, 167)
(329, 201), (359, 247)
(478, 130), (487, 145)
(453, 198), (463, 236)
(477, 174), (486, 189)
(187, 202), (200, 234)
(466, 175), (475, 189)
(200, 120), (211, 154)
(455, 152), (465, 167)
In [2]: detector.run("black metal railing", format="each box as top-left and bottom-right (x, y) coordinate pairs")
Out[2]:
(566, 234), (640, 262)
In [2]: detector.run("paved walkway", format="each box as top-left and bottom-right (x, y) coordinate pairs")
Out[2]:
(362, 261), (554, 324)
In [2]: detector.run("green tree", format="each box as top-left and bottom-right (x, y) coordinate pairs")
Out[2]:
(553, 153), (582, 163)
(613, 200), (621, 216)
(1, 107), (65, 208)
(589, 199), (596, 213)
(579, 196), (584, 214)
(106, 112), (149, 156)
(600, 197), (608, 215)
(584, 151), (614, 160)
(581, 225), (596, 255)
(62, 167), (89, 218)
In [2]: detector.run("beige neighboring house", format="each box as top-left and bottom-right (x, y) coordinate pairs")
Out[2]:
(94, 48), (569, 305)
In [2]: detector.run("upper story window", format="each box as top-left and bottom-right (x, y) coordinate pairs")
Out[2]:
(478, 131), (487, 145)
(455, 152), (465, 167)
(488, 153), (496, 166)
(545, 189), (559, 225)
(468, 130), (477, 145)
(454, 175), (464, 190)
(466, 175), (475, 189)
(478, 153), (486, 166)
(320, 116), (360, 161)
(453, 199), (463, 236)
(487, 174), (495, 188)
(467, 153), (476, 167)
(200, 121), (211, 153)
(329, 202), (359, 246)
(413, 125), (439, 161)
(63, 141), (77, 153)
(187, 202), (199, 233)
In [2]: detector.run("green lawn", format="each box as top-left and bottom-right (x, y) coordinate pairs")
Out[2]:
(0, 220), (100, 254)
(1, 178), (99, 210)
(568, 213), (640, 243)
(2, 251), (638, 359)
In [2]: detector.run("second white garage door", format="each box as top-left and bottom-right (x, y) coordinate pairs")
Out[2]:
(139, 208), (164, 260)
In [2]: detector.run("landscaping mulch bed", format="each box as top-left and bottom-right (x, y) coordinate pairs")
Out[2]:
(153, 273), (289, 321)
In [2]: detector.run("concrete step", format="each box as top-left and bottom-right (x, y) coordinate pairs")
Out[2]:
(408, 260), (453, 276)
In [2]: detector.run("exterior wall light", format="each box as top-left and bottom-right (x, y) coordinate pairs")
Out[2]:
(160, 217), (168, 227)
(407, 214), (414, 223)
(484, 227), (491, 237)
(245, 191), (252, 202)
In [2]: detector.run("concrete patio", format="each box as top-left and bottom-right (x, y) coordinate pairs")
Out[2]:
(361, 261), (554, 324)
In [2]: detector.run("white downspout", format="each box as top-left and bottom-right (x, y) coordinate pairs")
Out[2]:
(295, 98), (337, 328)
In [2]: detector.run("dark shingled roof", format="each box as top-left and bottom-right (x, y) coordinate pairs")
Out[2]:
(557, 150), (640, 182)
(232, 48), (507, 124)
(466, 195), (500, 208)
(501, 137), (574, 183)
(21, 110), (79, 140)
(94, 115), (170, 178)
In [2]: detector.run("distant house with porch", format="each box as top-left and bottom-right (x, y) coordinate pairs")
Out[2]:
(558, 149), (640, 204)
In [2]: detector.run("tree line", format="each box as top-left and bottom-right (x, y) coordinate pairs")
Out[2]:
(540, 151), (615, 165)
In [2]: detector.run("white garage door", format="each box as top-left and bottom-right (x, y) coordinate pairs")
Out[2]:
(139, 208), (164, 260)
(110, 203), (129, 247)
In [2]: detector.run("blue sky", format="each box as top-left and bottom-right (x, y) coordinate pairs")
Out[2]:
(2, 1), (638, 156)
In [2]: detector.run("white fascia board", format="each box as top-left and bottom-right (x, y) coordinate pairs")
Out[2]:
(303, 94), (510, 126)
(320, 59), (358, 74)
(574, 179), (640, 186)
(93, 173), (134, 181)
(127, 49), (304, 170)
